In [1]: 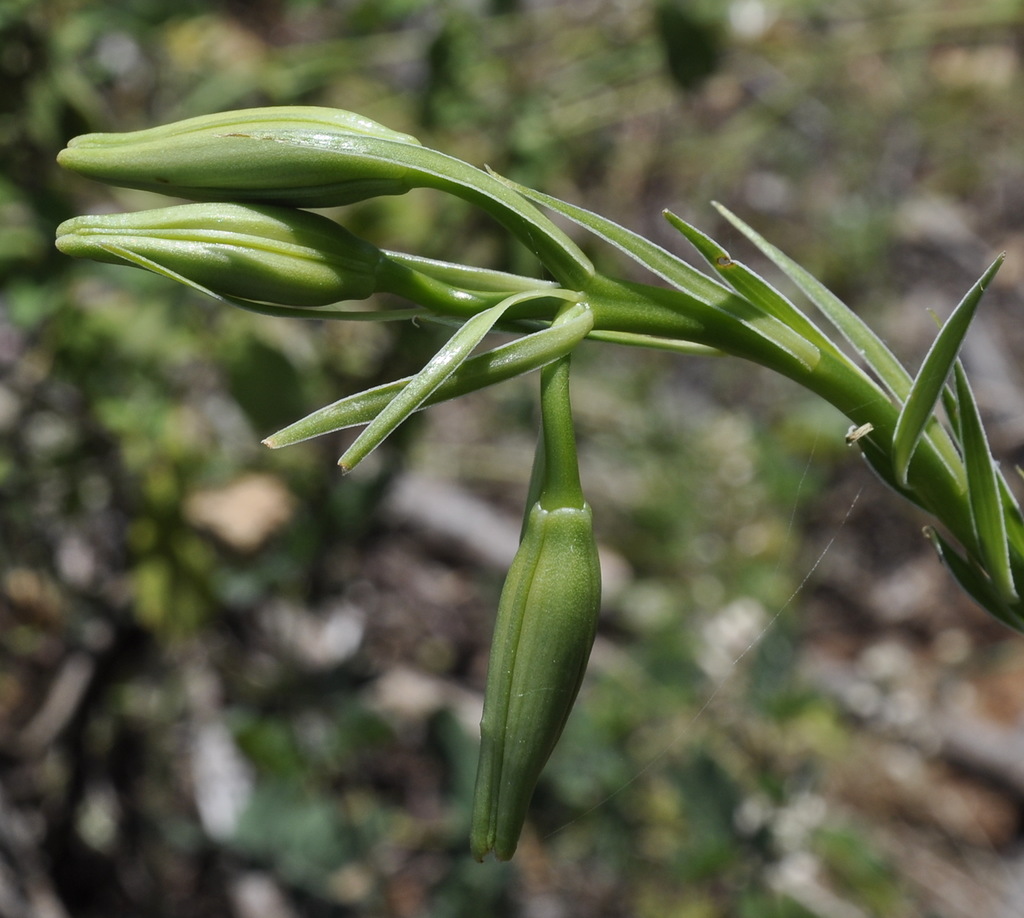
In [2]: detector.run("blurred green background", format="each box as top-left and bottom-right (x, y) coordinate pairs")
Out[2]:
(4, 1), (1024, 915)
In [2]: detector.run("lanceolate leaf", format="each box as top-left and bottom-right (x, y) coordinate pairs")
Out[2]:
(264, 303), (594, 447)
(662, 209), (836, 355)
(99, 243), (428, 322)
(713, 202), (913, 403)
(892, 255), (1003, 487)
(1000, 475), (1024, 560)
(714, 202), (967, 487)
(954, 361), (1017, 602)
(384, 250), (559, 294)
(498, 175), (821, 371)
(337, 290), (581, 472)
(491, 171), (733, 301)
(584, 329), (723, 356)
(999, 477), (1024, 597)
(925, 527), (1020, 630)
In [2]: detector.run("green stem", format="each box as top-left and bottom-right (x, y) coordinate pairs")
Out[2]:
(584, 273), (978, 555)
(377, 256), (568, 319)
(538, 355), (584, 511)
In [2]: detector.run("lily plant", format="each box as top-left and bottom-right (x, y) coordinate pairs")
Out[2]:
(56, 106), (1022, 860)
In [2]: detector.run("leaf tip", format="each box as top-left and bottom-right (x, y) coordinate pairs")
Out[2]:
(982, 251), (1006, 286)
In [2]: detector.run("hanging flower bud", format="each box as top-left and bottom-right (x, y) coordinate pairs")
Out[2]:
(55, 203), (384, 307)
(471, 500), (601, 861)
(471, 353), (601, 861)
(56, 106), (422, 207)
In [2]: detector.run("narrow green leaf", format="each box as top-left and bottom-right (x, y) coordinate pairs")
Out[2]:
(954, 361), (1017, 601)
(999, 475), (1024, 581)
(662, 210), (835, 354)
(713, 202), (967, 488)
(925, 527), (1020, 630)
(338, 290), (579, 472)
(265, 303), (594, 448)
(940, 378), (960, 429)
(855, 433), (922, 504)
(489, 170), (732, 300)
(892, 256), (1003, 486)
(583, 329), (724, 356)
(282, 135), (597, 289)
(383, 250), (558, 294)
(100, 243), (427, 322)
(712, 203), (913, 403)
(496, 175), (821, 371)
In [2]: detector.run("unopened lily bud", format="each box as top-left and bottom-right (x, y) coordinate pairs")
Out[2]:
(57, 106), (595, 288)
(471, 500), (601, 861)
(471, 353), (600, 862)
(56, 203), (384, 307)
(57, 106), (422, 207)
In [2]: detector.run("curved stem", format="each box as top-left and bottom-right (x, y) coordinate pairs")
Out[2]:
(584, 273), (978, 555)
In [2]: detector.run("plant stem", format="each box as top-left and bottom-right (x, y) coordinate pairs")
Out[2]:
(538, 355), (585, 511)
(584, 273), (978, 555)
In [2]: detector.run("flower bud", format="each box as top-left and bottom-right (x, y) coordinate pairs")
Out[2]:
(57, 106), (594, 288)
(471, 348), (600, 862)
(471, 499), (601, 861)
(57, 106), (422, 207)
(56, 202), (384, 307)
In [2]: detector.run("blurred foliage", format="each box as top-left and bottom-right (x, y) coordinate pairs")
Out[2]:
(3, 1), (1024, 916)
